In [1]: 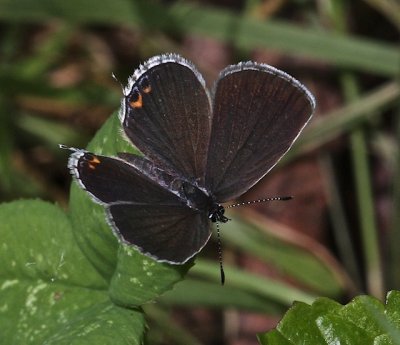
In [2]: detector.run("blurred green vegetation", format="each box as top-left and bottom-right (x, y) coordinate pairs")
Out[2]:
(0, 0), (399, 344)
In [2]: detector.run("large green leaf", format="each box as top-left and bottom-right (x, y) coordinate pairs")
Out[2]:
(0, 199), (145, 344)
(258, 291), (400, 345)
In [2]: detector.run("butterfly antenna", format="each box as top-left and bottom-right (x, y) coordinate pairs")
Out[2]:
(58, 144), (79, 152)
(226, 196), (293, 209)
(112, 72), (125, 92)
(216, 222), (225, 285)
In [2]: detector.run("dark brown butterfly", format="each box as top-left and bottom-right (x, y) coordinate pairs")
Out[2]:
(65, 53), (315, 275)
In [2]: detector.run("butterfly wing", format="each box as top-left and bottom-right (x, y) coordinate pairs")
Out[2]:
(205, 63), (315, 202)
(107, 204), (210, 263)
(120, 54), (212, 186)
(69, 150), (181, 205)
(68, 150), (211, 263)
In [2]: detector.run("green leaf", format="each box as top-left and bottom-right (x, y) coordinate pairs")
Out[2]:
(43, 302), (145, 345)
(109, 244), (191, 306)
(258, 291), (400, 345)
(0, 200), (106, 288)
(0, 199), (145, 344)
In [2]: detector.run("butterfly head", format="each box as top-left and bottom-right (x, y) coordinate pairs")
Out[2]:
(208, 203), (229, 223)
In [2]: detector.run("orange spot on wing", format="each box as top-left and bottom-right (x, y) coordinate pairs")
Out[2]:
(130, 92), (143, 108)
(87, 155), (101, 170)
(143, 85), (151, 94)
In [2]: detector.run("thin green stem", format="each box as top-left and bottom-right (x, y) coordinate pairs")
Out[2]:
(389, 99), (400, 288)
(343, 73), (384, 298)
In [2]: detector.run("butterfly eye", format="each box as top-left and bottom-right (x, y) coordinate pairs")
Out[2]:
(129, 88), (143, 109)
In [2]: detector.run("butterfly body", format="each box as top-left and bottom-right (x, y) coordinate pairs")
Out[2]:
(66, 53), (315, 265)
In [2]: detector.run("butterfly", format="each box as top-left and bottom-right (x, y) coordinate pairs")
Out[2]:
(65, 53), (315, 278)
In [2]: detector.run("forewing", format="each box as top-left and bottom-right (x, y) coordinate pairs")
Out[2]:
(68, 150), (184, 205)
(206, 63), (315, 202)
(107, 204), (211, 264)
(120, 54), (212, 185)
